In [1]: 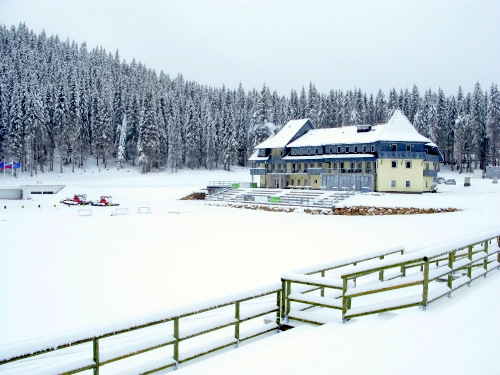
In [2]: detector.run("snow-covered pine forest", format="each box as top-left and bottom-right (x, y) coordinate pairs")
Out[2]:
(0, 23), (499, 176)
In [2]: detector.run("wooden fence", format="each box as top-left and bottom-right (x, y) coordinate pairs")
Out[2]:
(0, 285), (281, 374)
(282, 230), (500, 325)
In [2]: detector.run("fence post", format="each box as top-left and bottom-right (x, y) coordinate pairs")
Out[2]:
(422, 257), (429, 310)
(400, 249), (406, 276)
(281, 279), (286, 323)
(286, 280), (291, 321)
(467, 245), (473, 285)
(235, 302), (240, 347)
(342, 277), (348, 322)
(173, 318), (179, 368)
(276, 290), (281, 327)
(321, 271), (325, 297)
(497, 237), (500, 267)
(93, 338), (99, 375)
(379, 255), (385, 281)
(483, 240), (489, 276)
(447, 251), (455, 297)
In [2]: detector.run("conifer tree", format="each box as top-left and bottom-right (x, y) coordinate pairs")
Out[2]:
(470, 82), (487, 169)
(117, 113), (127, 170)
(487, 84), (500, 166)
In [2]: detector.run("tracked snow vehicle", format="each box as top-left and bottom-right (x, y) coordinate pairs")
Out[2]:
(91, 196), (119, 207)
(61, 194), (90, 206)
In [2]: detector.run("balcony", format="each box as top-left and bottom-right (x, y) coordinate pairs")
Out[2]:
(379, 151), (424, 159)
(307, 168), (324, 175)
(423, 169), (438, 178)
(250, 168), (267, 176)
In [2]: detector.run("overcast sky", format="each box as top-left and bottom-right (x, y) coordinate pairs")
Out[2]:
(1, 0), (499, 96)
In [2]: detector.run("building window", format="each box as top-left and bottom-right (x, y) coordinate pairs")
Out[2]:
(391, 180), (396, 188)
(354, 146), (358, 153)
(366, 162), (371, 171)
(406, 144), (411, 152)
(371, 145), (375, 152)
(314, 179), (318, 184)
(340, 162), (345, 171)
(406, 161), (411, 169)
(363, 145), (367, 153)
(333, 163), (337, 170)
(345, 146), (349, 153)
(391, 160), (397, 168)
(357, 162), (362, 170)
(292, 149), (296, 155)
(337, 146), (341, 153)
(406, 181), (411, 188)
(392, 144), (397, 152)
(307, 148), (311, 155)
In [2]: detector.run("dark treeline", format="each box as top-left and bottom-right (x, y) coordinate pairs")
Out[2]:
(0, 24), (499, 176)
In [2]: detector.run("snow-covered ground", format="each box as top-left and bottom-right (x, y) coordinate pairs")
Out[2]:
(0, 163), (499, 373)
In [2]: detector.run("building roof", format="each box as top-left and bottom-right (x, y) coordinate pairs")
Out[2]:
(248, 150), (269, 161)
(287, 125), (383, 147)
(255, 119), (313, 149)
(257, 110), (432, 149)
(377, 110), (431, 143)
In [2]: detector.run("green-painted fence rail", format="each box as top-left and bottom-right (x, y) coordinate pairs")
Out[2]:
(282, 230), (500, 325)
(0, 285), (281, 374)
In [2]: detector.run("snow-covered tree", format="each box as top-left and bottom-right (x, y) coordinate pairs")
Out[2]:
(117, 113), (127, 170)
(487, 84), (500, 166)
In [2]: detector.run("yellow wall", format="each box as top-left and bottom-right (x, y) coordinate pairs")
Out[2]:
(376, 159), (426, 192)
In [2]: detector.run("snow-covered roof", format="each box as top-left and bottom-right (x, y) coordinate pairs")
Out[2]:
(263, 110), (432, 149)
(287, 126), (383, 147)
(377, 110), (431, 143)
(255, 119), (312, 149)
(248, 151), (269, 161)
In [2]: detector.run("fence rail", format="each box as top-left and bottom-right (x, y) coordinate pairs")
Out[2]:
(282, 230), (500, 325)
(0, 285), (281, 374)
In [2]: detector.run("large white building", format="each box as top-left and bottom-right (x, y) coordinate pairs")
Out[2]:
(249, 110), (442, 193)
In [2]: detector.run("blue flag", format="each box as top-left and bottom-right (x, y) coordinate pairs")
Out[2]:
(0, 162), (4, 169)
(13, 162), (20, 169)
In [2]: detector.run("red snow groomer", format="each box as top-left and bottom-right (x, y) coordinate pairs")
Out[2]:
(61, 194), (89, 206)
(91, 196), (119, 207)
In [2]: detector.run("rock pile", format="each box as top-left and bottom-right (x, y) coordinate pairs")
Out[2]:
(333, 206), (459, 216)
(180, 191), (206, 200)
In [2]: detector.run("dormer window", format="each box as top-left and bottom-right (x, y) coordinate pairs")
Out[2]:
(371, 145), (375, 152)
(354, 146), (358, 153)
(307, 148), (311, 155)
(406, 144), (411, 152)
(345, 146), (349, 153)
(391, 144), (397, 152)
(362, 145), (367, 153)
(292, 149), (297, 155)
(337, 146), (341, 153)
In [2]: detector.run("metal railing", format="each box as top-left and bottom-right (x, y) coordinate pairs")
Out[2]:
(0, 286), (281, 374)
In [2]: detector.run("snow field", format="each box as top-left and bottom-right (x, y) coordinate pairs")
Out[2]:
(0, 164), (499, 374)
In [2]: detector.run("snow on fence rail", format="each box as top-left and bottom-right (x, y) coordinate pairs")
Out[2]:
(281, 229), (500, 325)
(0, 284), (281, 374)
